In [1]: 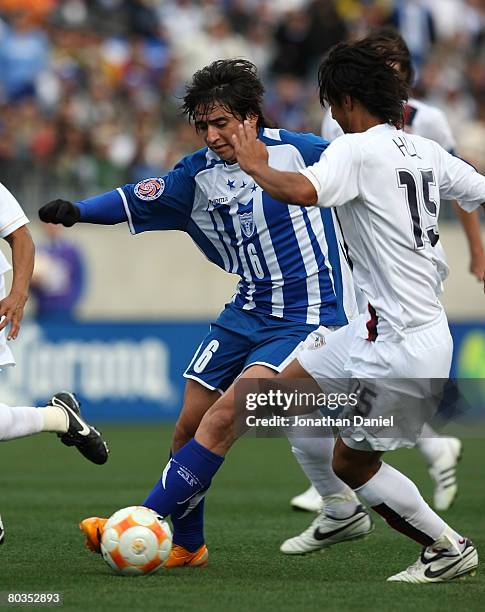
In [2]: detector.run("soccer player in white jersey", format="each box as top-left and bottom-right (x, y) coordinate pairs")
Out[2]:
(39, 59), (373, 566)
(0, 183), (108, 545)
(291, 29), (485, 515)
(232, 38), (483, 582)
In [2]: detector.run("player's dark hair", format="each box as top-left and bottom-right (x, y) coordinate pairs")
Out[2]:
(366, 27), (414, 86)
(183, 59), (269, 128)
(318, 38), (409, 126)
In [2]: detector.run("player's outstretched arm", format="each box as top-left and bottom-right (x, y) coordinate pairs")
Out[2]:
(39, 191), (128, 227)
(0, 225), (34, 340)
(232, 121), (317, 206)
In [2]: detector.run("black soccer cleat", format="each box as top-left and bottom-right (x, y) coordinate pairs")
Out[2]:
(0, 514), (4, 545)
(50, 392), (109, 465)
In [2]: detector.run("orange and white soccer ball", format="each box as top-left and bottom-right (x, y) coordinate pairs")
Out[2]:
(100, 506), (172, 576)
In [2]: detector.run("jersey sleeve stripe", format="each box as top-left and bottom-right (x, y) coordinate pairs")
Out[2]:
(117, 187), (135, 235)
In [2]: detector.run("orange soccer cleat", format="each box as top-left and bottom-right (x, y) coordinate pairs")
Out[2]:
(79, 517), (107, 553)
(164, 543), (208, 568)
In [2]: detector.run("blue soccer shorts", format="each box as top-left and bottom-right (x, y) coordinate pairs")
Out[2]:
(184, 302), (319, 393)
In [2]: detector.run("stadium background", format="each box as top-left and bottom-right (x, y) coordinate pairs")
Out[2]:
(0, 0), (484, 419)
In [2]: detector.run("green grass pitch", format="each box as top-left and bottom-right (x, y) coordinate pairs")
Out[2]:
(1, 426), (484, 611)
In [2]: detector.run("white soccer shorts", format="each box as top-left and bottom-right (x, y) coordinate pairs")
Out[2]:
(297, 310), (453, 451)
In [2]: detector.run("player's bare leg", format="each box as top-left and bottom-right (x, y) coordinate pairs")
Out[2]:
(332, 437), (477, 582)
(195, 364), (275, 455)
(172, 380), (220, 453)
(332, 438), (382, 488)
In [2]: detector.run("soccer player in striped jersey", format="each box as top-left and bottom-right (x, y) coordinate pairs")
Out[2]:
(233, 38), (482, 582)
(290, 28), (484, 515)
(40, 59), (373, 567)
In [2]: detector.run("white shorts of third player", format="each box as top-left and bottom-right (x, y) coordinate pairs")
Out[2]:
(0, 270), (15, 369)
(297, 310), (453, 452)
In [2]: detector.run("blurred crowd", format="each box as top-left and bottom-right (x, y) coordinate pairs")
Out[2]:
(1, 0), (485, 216)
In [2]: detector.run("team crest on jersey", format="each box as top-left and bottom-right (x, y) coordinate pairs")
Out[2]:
(239, 211), (255, 238)
(134, 178), (165, 201)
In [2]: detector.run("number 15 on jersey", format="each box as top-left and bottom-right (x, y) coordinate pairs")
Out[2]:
(397, 168), (440, 250)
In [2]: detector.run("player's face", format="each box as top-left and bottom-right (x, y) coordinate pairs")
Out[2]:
(194, 104), (257, 164)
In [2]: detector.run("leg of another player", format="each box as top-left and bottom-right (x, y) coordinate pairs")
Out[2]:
(166, 380), (220, 562)
(274, 360), (359, 517)
(194, 364), (275, 454)
(138, 365), (275, 566)
(0, 402), (66, 440)
(416, 423), (462, 511)
(333, 437), (451, 540)
(0, 395), (108, 464)
(143, 365), (274, 517)
(171, 380), (220, 453)
(275, 361), (372, 554)
(333, 437), (477, 581)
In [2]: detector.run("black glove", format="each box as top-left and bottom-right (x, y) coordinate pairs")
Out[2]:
(38, 199), (81, 227)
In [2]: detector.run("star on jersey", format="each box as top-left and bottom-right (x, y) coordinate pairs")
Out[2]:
(250, 183), (258, 192)
(227, 180), (235, 190)
(240, 181), (247, 188)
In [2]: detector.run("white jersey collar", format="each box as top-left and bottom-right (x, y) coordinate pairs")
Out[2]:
(364, 123), (398, 135)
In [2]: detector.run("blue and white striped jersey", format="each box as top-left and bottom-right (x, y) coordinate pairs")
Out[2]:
(115, 128), (356, 326)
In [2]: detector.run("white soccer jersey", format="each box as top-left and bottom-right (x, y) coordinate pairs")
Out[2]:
(322, 98), (456, 297)
(300, 124), (485, 340)
(0, 182), (28, 367)
(0, 182), (29, 240)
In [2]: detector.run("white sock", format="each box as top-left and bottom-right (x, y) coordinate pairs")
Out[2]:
(434, 526), (467, 553)
(0, 403), (44, 440)
(416, 423), (446, 465)
(286, 420), (358, 518)
(355, 462), (461, 545)
(39, 406), (68, 433)
(321, 490), (361, 518)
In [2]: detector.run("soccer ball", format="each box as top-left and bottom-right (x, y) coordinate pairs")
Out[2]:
(100, 506), (172, 576)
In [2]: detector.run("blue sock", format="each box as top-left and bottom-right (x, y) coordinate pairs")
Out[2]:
(143, 439), (223, 520)
(156, 449), (206, 552)
(172, 495), (206, 552)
